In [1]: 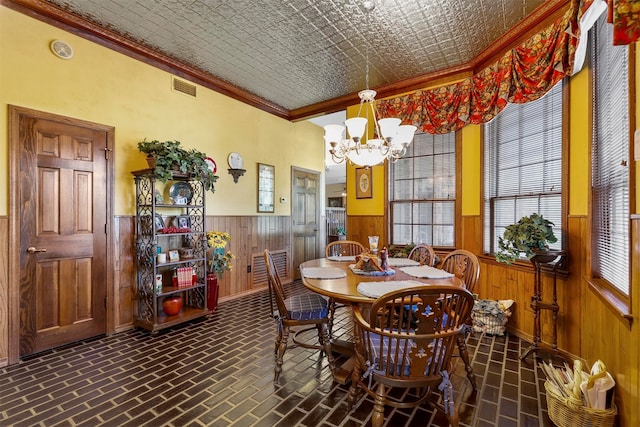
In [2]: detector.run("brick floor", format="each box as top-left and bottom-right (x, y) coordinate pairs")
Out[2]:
(0, 281), (554, 426)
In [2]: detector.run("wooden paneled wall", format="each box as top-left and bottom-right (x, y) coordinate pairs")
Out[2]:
(113, 216), (136, 332)
(475, 215), (585, 356)
(475, 215), (639, 425)
(206, 215), (291, 298)
(346, 215), (387, 249)
(0, 217), (8, 366)
(113, 215), (292, 331)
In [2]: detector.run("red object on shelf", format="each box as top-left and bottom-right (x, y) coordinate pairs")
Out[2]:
(207, 273), (219, 313)
(162, 295), (183, 316)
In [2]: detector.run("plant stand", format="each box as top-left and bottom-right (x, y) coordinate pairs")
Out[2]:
(520, 250), (566, 361)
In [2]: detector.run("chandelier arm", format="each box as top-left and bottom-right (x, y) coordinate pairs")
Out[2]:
(379, 140), (390, 156)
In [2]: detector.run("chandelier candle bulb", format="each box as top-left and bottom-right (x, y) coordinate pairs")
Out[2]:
(378, 118), (401, 139)
(345, 117), (367, 140)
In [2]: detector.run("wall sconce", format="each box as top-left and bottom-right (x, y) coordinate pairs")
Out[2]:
(228, 168), (245, 183)
(227, 152), (245, 183)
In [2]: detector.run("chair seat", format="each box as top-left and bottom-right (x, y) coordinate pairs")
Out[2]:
(284, 293), (329, 320)
(367, 332), (444, 376)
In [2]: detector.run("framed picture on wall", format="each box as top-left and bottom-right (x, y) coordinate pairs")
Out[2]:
(328, 197), (343, 207)
(355, 167), (372, 199)
(257, 163), (275, 212)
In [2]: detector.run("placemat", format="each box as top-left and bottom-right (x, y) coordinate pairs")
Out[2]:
(400, 265), (454, 279)
(349, 265), (395, 276)
(327, 255), (356, 262)
(357, 280), (425, 298)
(386, 258), (420, 267)
(300, 267), (347, 279)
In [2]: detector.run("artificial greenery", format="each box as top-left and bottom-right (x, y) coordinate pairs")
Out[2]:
(495, 213), (558, 264)
(137, 139), (218, 194)
(388, 243), (415, 258)
(206, 231), (234, 277)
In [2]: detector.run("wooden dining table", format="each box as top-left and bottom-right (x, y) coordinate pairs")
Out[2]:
(299, 257), (463, 384)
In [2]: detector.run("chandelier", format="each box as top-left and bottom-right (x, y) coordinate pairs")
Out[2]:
(324, 1), (417, 167)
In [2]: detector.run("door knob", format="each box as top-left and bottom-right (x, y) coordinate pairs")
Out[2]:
(27, 247), (47, 253)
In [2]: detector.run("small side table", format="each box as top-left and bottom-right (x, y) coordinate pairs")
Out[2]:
(520, 250), (567, 361)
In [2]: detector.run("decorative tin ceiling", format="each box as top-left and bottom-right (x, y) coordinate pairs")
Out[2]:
(44, 0), (548, 113)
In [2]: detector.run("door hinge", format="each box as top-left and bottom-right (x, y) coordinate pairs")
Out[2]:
(105, 223), (108, 234)
(102, 147), (112, 160)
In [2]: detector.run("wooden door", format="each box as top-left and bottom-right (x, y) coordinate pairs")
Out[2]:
(292, 168), (320, 278)
(14, 108), (110, 356)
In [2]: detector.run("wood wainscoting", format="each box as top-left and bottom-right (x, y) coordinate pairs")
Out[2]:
(113, 215), (292, 332)
(113, 216), (136, 333)
(0, 216), (8, 366)
(346, 215), (386, 249)
(476, 215), (585, 357)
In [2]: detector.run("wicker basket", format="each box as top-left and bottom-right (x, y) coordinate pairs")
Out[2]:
(544, 381), (617, 427)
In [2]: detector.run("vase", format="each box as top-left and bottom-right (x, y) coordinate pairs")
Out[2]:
(162, 295), (183, 316)
(530, 249), (564, 264)
(207, 273), (219, 313)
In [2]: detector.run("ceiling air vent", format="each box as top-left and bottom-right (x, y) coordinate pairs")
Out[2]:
(172, 78), (196, 97)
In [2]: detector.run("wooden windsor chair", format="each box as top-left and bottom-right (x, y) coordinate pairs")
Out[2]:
(441, 249), (480, 390)
(264, 249), (336, 383)
(347, 285), (475, 427)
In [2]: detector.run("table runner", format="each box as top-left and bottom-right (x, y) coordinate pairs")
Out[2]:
(400, 265), (455, 279)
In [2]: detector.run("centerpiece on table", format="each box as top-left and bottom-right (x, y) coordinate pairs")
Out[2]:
(351, 248), (394, 276)
(205, 230), (235, 312)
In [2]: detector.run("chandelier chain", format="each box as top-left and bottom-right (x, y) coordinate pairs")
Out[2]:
(322, 0), (417, 167)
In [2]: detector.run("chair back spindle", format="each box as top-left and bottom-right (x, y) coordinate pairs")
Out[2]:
(325, 240), (366, 257)
(440, 249), (480, 293)
(408, 244), (436, 267)
(348, 285), (474, 427)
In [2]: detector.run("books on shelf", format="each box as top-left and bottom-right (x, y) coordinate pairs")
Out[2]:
(176, 266), (193, 288)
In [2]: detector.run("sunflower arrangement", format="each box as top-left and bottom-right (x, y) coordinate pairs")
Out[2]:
(206, 231), (235, 277)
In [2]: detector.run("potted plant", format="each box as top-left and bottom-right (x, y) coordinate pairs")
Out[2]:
(336, 226), (346, 240)
(495, 213), (558, 264)
(137, 139), (219, 194)
(205, 230), (235, 312)
(388, 243), (415, 258)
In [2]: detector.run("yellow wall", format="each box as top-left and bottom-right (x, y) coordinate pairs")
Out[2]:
(569, 68), (591, 216)
(0, 7), (325, 217)
(1, 5), (638, 425)
(345, 103), (385, 216)
(461, 124), (482, 216)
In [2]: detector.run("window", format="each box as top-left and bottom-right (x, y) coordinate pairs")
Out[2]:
(591, 15), (630, 295)
(390, 132), (456, 247)
(484, 83), (564, 256)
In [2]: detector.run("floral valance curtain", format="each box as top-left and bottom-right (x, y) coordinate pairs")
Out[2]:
(377, 0), (638, 135)
(607, 0), (640, 44)
(584, 0), (640, 43)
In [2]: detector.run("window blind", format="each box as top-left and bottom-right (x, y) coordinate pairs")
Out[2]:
(390, 132), (456, 247)
(591, 16), (630, 295)
(484, 83), (564, 256)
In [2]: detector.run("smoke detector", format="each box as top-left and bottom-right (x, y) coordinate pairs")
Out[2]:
(50, 40), (74, 60)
